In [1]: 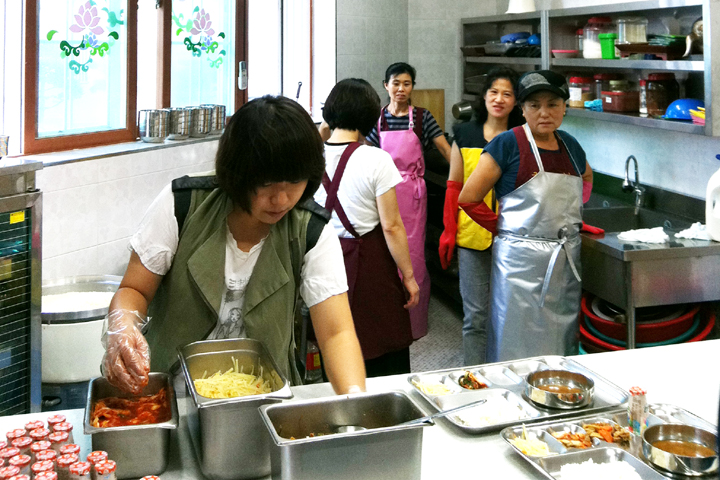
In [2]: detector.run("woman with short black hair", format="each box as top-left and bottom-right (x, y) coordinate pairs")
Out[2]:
(364, 62), (451, 341)
(316, 78), (419, 377)
(102, 95), (366, 395)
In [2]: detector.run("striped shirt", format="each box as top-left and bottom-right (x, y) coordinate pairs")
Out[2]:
(366, 107), (444, 149)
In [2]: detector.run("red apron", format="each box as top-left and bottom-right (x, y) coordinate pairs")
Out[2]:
(378, 106), (430, 339)
(322, 142), (413, 360)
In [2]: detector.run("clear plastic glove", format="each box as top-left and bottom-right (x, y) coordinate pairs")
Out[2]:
(101, 309), (151, 395)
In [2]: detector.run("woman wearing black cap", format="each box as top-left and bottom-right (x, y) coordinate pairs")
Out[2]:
(458, 70), (593, 363)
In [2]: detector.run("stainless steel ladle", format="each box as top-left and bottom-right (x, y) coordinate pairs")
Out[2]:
(334, 397), (488, 433)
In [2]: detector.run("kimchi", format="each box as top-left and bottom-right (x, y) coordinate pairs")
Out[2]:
(91, 388), (171, 428)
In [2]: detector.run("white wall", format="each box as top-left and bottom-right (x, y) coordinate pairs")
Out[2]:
(37, 141), (217, 281)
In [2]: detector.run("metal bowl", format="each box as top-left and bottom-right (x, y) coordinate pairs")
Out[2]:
(525, 369), (594, 409)
(643, 423), (719, 476)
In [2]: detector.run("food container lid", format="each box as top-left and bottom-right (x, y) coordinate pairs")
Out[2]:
(10, 438), (31, 449)
(34, 451), (56, 462)
(47, 432), (68, 444)
(648, 73), (676, 81)
(34, 473), (57, 480)
(639, 79), (646, 86)
(86, 452), (107, 464)
(46, 416), (65, 427)
(69, 462), (91, 476)
(31, 460), (54, 473)
(58, 445), (79, 457)
(0, 442), (6, 451)
(598, 33), (618, 39)
(24, 422), (44, 432)
(5, 431), (25, 442)
(576, 28), (584, 35)
(0, 449), (20, 460)
(630, 386), (647, 395)
(569, 77), (592, 84)
(94, 461), (116, 475)
(8, 475), (30, 480)
(30, 442), (51, 453)
(0, 466), (20, 479)
(139, 476), (160, 480)
(617, 16), (648, 24)
(52, 424), (72, 434)
(587, 16), (612, 24)
(593, 73), (620, 80)
(602, 90), (638, 96)
(28, 429), (50, 441)
(8, 456), (30, 467)
(57, 454), (78, 468)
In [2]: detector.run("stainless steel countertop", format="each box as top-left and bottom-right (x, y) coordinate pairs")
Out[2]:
(3, 340), (718, 479)
(581, 231), (720, 261)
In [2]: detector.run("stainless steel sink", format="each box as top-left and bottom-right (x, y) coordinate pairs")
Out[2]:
(583, 206), (692, 233)
(580, 205), (720, 348)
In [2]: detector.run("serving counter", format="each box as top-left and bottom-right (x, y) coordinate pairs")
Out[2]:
(2, 340), (718, 479)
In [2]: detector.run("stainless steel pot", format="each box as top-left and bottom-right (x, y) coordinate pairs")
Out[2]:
(138, 109), (169, 143)
(452, 101), (473, 121)
(167, 107), (191, 140)
(189, 106), (213, 138)
(201, 104), (226, 135)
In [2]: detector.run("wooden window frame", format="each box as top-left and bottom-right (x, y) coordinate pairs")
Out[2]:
(23, 0), (138, 155)
(156, 0), (248, 111)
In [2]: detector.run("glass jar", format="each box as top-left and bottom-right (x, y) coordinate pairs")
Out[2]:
(639, 79), (648, 116)
(609, 79), (630, 92)
(617, 16), (648, 44)
(568, 76), (594, 108)
(594, 74), (622, 100)
(646, 73), (680, 117)
(69, 462), (91, 480)
(576, 28), (584, 52)
(583, 16), (613, 59)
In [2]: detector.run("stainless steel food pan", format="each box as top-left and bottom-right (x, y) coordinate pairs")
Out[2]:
(83, 373), (178, 479)
(179, 338), (293, 480)
(259, 391), (431, 480)
(525, 369), (594, 409)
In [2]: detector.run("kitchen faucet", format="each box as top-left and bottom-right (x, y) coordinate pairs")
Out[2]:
(622, 155), (645, 208)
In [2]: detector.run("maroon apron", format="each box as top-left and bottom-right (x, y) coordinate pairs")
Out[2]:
(322, 142), (413, 360)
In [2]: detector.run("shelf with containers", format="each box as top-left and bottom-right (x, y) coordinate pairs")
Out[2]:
(460, 11), (543, 105)
(460, 0), (714, 136)
(546, 0), (708, 135)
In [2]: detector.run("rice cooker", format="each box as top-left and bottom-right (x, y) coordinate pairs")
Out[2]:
(41, 275), (121, 410)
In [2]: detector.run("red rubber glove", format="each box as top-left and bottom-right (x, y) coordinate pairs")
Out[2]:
(581, 222), (604, 235)
(459, 200), (498, 235)
(438, 181), (462, 270)
(583, 181), (593, 204)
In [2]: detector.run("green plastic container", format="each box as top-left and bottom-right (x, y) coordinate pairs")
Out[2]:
(599, 33), (618, 59)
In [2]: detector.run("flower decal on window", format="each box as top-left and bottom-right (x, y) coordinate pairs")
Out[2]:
(190, 9), (215, 37)
(46, 0), (123, 74)
(70, 1), (105, 35)
(173, 5), (226, 68)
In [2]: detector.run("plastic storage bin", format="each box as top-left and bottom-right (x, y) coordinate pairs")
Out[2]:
(601, 90), (639, 112)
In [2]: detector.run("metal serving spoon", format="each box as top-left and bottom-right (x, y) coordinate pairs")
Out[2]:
(335, 397), (488, 433)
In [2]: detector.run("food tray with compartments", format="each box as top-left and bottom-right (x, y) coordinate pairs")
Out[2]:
(500, 404), (717, 479)
(406, 356), (629, 434)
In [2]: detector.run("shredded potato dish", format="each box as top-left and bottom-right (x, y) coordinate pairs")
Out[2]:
(193, 357), (272, 399)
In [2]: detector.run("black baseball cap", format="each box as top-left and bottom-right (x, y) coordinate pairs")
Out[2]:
(516, 70), (569, 103)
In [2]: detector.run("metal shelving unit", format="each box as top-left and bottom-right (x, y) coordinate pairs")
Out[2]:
(460, 0), (713, 136)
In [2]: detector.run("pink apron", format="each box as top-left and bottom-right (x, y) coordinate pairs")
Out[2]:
(378, 106), (430, 339)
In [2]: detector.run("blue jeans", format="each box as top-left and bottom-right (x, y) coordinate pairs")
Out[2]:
(458, 246), (492, 366)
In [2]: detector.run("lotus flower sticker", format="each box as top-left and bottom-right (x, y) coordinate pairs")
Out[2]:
(70, 1), (105, 36)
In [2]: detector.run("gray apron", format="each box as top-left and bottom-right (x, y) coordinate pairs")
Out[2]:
(487, 123), (583, 363)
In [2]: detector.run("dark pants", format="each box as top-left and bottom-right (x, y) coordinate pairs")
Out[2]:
(364, 347), (411, 378)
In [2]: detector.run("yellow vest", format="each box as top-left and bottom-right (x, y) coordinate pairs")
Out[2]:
(456, 146), (495, 251)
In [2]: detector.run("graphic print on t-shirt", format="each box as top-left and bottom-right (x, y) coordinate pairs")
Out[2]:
(207, 278), (248, 339)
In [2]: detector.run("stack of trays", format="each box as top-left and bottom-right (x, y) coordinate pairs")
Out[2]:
(501, 404), (718, 479)
(407, 356), (629, 434)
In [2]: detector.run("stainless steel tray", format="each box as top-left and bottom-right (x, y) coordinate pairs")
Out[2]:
(407, 356), (629, 434)
(500, 404), (716, 479)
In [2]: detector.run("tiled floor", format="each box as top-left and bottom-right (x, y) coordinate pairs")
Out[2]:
(409, 292), (464, 373)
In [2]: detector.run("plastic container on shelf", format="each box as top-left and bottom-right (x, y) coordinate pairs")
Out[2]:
(601, 90), (640, 112)
(599, 33), (618, 59)
(576, 28), (584, 53)
(609, 79), (630, 92)
(617, 16), (648, 44)
(646, 72), (680, 117)
(639, 79), (648, 116)
(568, 76), (594, 108)
(594, 73), (621, 100)
(583, 17), (613, 59)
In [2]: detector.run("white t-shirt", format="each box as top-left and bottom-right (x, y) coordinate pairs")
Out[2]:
(315, 143), (402, 238)
(130, 184), (348, 339)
